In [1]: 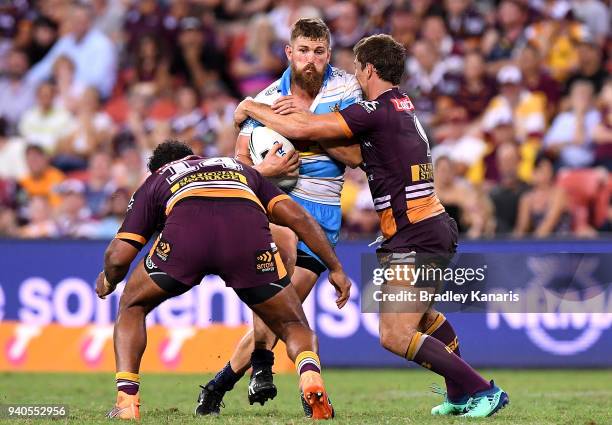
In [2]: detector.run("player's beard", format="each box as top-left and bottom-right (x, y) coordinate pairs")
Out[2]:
(291, 62), (325, 98)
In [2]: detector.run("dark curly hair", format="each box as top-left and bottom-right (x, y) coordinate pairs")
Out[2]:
(147, 140), (194, 173)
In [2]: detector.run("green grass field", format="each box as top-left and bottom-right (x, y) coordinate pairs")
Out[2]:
(1, 369), (610, 424)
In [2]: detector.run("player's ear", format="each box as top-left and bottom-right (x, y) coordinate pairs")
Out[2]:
(285, 44), (292, 61)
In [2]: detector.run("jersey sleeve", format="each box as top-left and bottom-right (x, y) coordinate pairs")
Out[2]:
(336, 100), (380, 138)
(238, 117), (263, 137)
(115, 179), (158, 250)
(238, 86), (277, 136)
(339, 75), (363, 110)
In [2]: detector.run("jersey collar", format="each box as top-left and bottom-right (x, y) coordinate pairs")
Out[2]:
(279, 64), (333, 96)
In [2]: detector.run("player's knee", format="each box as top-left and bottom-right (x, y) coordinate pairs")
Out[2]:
(379, 324), (418, 354)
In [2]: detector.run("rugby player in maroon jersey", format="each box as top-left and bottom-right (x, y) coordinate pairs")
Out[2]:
(95, 141), (351, 420)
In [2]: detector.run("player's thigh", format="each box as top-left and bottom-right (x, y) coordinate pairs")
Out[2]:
(249, 285), (310, 338)
(119, 259), (175, 313)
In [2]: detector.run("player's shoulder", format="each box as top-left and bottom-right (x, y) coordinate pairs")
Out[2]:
(253, 79), (282, 104)
(328, 66), (358, 86)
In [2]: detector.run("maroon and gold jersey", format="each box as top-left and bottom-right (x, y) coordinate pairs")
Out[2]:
(116, 156), (289, 249)
(336, 88), (445, 240)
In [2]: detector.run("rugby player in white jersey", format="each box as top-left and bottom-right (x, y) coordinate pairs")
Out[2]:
(195, 18), (362, 417)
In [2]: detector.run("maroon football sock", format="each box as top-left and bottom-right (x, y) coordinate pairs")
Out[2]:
(426, 314), (465, 401)
(407, 332), (490, 396)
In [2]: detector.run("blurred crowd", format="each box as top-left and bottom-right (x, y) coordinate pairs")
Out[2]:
(0, 0), (610, 240)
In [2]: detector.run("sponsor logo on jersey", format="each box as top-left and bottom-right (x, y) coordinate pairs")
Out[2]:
(390, 97), (415, 112)
(358, 101), (378, 113)
(265, 85), (280, 96)
(411, 163), (434, 181)
(127, 195), (135, 212)
(155, 239), (172, 262)
(255, 249), (277, 273)
(329, 103), (341, 112)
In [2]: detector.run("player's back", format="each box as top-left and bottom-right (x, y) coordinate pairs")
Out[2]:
(118, 156), (288, 249)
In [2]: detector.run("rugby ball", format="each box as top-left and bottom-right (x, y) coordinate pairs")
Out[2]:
(249, 126), (298, 190)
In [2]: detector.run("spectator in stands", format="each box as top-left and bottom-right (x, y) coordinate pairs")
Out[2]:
(0, 117), (27, 180)
(434, 156), (494, 238)
(84, 150), (116, 218)
(332, 46), (354, 74)
(113, 83), (162, 153)
(55, 87), (115, 170)
(482, 0), (528, 67)
(387, 3), (419, 49)
(481, 65), (546, 181)
(23, 16), (59, 67)
(54, 179), (97, 238)
(327, 1), (366, 49)
(443, 0), (486, 52)
(200, 83), (239, 157)
(267, 0), (321, 43)
(18, 80), (75, 155)
(453, 51), (497, 120)
(123, 0), (166, 55)
(517, 43), (561, 118)
(230, 14), (284, 97)
(52, 55), (85, 113)
(18, 144), (65, 208)
(571, 0), (610, 46)
(0, 48), (35, 135)
(92, 0), (127, 44)
(544, 80), (599, 169)
(122, 35), (171, 94)
(170, 86), (208, 143)
(170, 16), (228, 93)
(490, 142), (529, 234)
(524, 3), (590, 81)
(405, 39), (461, 126)
(111, 146), (146, 194)
(591, 79), (612, 169)
(0, 208), (18, 237)
(563, 39), (609, 96)
(94, 187), (130, 238)
(26, 2), (117, 98)
(421, 15), (456, 60)
(343, 185), (379, 238)
(514, 154), (572, 238)
(19, 195), (59, 238)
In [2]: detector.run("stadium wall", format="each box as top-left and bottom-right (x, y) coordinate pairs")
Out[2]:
(0, 239), (610, 372)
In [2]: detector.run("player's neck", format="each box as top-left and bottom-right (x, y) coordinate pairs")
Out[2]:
(366, 82), (395, 101)
(290, 83), (316, 104)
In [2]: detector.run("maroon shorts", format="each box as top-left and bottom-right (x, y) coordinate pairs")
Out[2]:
(376, 213), (458, 288)
(146, 198), (288, 292)
(378, 212), (458, 255)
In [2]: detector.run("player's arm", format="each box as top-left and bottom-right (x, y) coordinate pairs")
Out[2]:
(237, 98), (348, 142)
(236, 124), (299, 178)
(235, 134), (255, 166)
(317, 139), (362, 168)
(95, 183), (156, 299)
(268, 197), (351, 308)
(95, 239), (140, 299)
